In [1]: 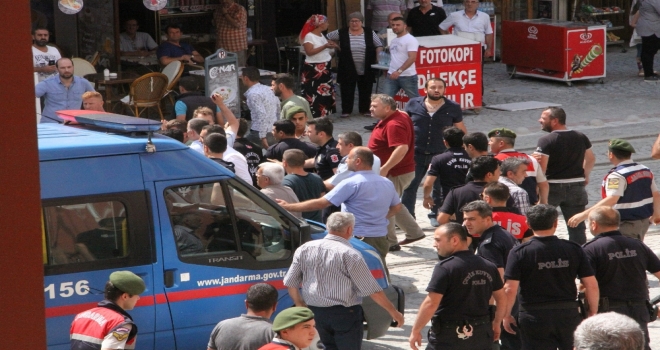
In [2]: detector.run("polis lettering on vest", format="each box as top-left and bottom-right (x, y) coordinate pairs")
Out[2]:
(538, 258), (569, 269)
(608, 249), (637, 260)
(493, 219), (522, 237)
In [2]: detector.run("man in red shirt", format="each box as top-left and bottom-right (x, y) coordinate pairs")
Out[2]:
(368, 94), (425, 251)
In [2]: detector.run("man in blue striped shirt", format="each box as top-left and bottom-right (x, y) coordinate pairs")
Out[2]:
(284, 212), (404, 349)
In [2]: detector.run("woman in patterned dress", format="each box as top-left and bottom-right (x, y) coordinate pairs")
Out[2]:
(299, 14), (337, 118)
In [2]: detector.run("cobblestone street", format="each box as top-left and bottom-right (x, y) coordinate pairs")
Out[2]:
(324, 45), (660, 348)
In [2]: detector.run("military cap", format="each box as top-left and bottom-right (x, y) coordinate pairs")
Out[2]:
(608, 139), (635, 153)
(285, 106), (307, 120)
(487, 128), (517, 139)
(272, 307), (315, 331)
(109, 271), (146, 296)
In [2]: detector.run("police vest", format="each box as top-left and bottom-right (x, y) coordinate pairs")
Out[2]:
(494, 152), (539, 203)
(259, 342), (295, 350)
(601, 163), (654, 221)
(492, 210), (529, 240)
(70, 301), (137, 350)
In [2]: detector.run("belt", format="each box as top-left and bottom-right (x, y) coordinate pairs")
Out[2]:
(603, 298), (647, 309)
(548, 181), (586, 187)
(520, 300), (580, 312)
(432, 316), (490, 329)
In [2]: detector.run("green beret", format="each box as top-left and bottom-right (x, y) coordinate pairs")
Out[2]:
(272, 307), (314, 331)
(609, 139), (635, 153)
(488, 128), (517, 139)
(285, 106), (307, 120)
(109, 271), (146, 296)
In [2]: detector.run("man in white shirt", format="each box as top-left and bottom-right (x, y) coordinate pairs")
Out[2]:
(385, 17), (420, 98)
(32, 27), (61, 82)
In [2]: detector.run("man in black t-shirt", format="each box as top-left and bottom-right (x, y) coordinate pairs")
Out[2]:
(409, 222), (506, 350)
(533, 107), (595, 244)
(423, 127), (471, 227)
(233, 118), (264, 186)
(406, 0), (447, 37)
(265, 119), (317, 162)
(582, 206), (660, 349)
(304, 117), (340, 180)
(437, 155), (499, 225)
(503, 204), (599, 350)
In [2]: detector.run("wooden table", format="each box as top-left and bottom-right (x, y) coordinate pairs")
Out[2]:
(85, 71), (141, 111)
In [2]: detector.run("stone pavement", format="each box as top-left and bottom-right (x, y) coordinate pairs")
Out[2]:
(320, 46), (660, 348)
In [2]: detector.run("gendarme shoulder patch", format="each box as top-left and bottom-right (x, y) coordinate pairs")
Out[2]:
(607, 178), (620, 189)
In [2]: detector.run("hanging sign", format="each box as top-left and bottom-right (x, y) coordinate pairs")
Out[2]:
(143, 0), (167, 11)
(58, 0), (83, 14)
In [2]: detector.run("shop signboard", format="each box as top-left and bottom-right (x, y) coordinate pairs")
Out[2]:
(205, 49), (240, 118)
(392, 35), (483, 110)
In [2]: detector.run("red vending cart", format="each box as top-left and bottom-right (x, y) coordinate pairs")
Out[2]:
(391, 35), (483, 110)
(502, 19), (606, 86)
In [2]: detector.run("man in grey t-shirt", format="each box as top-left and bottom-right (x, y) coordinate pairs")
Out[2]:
(636, 0), (660, 81)
(207, 283), (278, 350)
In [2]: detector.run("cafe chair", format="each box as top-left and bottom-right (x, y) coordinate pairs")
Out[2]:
(121, 72), (169, 121)
(275, 35), (298, 73)
(284, 46), (303, 91)
(161, 61), (184, 105)
(72, 57), (96, 77)
(89, 51), (100, 66)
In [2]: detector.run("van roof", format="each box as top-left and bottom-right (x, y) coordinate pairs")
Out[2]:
(38, 123), (188, 161)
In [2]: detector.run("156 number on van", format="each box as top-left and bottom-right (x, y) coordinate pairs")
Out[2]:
(44, 280), (90, 299)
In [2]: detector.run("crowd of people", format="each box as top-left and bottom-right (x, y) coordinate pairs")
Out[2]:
(32, 1), (660, 349)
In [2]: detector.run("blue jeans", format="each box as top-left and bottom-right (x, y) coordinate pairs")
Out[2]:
(384, 74), (419, 98)
(308, 305), (363, 350)
(402, 153), (439, 219)
(548, 182), (588, 244)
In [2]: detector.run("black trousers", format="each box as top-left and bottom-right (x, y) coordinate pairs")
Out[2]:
(427, 323), (493, 350)
(608, 304), (651, 350)
(340, 74), (373, 114)
(641, 34), (660, 77)
(308, 305), (363, 350)
(518, 308), (582, 350)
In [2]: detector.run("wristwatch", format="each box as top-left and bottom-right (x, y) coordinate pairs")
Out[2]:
(396, 69), (403, 73)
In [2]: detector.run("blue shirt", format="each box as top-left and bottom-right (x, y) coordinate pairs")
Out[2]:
(35, 75), (95, 123)
(324, 171), (400, 238)
(157, 41), (195, 60)
(404, 96), (463, 154)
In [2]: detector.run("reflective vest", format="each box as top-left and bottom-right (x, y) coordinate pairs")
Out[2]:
(601, 162), (654, 221)
(258, 341), (296, 350)
(492, 209), (529, 240)
(70, 300), (137, 350)
(494, 151), (539, 204)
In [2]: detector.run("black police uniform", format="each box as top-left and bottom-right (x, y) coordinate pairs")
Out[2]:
(264, 138), (317, 162)
(439, 181), (487, 224)
(582, 230), (660, 350)
(504, 236), (594, 350)
(474, 225), (520, 350)
(427, 147), (471, 211)
(314, 138), (341, 180)
(426, 251), (503, 350)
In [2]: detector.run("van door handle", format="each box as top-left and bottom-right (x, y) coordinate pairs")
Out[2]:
(164, 270), (175, 288)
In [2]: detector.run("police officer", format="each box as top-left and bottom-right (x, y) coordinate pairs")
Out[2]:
(422, 126), (472, 227)
(502, 204), (599, 350)
(582, 206), (660, 350)
(410, 222), (507, 350)
(461, 200), (519, 350)
(568, 138), (660, 241)
(70, 271), (146, 350)
(482, 182), (533, 242)
(305, 117), (340, 180)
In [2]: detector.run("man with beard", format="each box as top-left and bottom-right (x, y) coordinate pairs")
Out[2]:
(35, 58), (95, 123)
(403, 78), (466, 223)
(32, 27), (61, 82)
(271, 74), (313, 121)
(532, 107), (595, 244)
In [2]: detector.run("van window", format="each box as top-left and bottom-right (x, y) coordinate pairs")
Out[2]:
(42, 191), (153, 275)
(43, 201), (128, 265)
(165, 179), (293, 264)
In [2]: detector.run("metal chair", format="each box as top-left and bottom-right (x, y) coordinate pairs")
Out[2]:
(121, 72), (169, 121)
(275, 35), (298, 73)
(72, 57), (96, 77)
(284, 46), (304, 89)
(161, 61), (184, 105)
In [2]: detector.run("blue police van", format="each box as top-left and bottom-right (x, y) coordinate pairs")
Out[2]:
(41, 113), (403, 350)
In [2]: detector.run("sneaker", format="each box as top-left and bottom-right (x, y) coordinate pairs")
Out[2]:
(340, 113), (350, 118)
(644, 75), (660, 82)
(429, 216), (440, 227)
(389, 244), (402, 252)
(639, 70), (645, 77)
